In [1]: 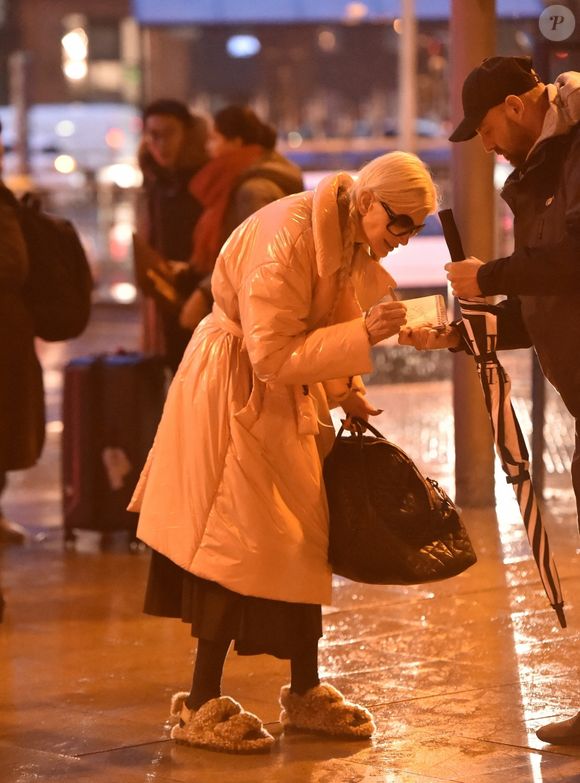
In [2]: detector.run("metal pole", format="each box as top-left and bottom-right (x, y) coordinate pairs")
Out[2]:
(399, 0), (417, 153)
(8, 50), (31, 179)
(450, 0), (496, 507)
(139, 27), (191, 104)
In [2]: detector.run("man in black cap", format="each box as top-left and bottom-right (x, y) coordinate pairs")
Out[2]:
(400, 55), (580, 745)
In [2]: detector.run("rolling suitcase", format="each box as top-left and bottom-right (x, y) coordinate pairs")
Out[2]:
(62, 352), (167, 547)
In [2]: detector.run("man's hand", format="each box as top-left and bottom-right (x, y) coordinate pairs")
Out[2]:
(399, 325), (461, 351)
(364, 302), (407, 345)
(445, 256), (484, 298)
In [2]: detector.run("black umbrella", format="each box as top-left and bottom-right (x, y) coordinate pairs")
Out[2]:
(439, 208), (566, 629)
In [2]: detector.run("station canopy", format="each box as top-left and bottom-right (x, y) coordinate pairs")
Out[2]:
(132, 0), (544, 24)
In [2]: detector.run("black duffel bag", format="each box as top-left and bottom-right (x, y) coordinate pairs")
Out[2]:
(324, 419), (477, 585)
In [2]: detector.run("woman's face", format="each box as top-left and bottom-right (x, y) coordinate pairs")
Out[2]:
(206, 129), (243, 159)
(358, 196), (427, 259)
(144, 114), (186, 169)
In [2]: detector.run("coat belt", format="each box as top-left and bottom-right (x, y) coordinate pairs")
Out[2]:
(211, 304), (320, 436)
(212, 303), (244, 339)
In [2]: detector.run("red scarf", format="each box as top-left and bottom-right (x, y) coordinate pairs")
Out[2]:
(189, 145), (264, 274)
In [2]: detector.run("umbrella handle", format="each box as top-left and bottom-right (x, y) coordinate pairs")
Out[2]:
(439, 209), (466, 262)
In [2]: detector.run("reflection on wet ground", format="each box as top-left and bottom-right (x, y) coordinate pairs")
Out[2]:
(0, 305), (578, 782)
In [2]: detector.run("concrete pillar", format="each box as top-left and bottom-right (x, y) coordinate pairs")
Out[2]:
(450, 0), (496, 507)
(399, 0), (417, 153)
(8, 51), (31, 178)
(120, 17), (142, 105)
(141, 27), (191, 104)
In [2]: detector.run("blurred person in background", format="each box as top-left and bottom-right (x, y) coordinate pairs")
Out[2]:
(0, 117), (45, 555)
(135, 99), (208, 372)
(178, 104), (304, 331)
(129, 152), (436, 753)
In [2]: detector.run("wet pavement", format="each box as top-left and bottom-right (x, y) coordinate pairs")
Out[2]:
(1, 304), (579, 782)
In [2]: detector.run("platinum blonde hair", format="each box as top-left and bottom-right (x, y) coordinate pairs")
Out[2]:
(326, 152), (437, 324)
(349, 151), (438, 218)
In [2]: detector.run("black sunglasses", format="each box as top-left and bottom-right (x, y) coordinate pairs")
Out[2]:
(379, 201), (425, 237)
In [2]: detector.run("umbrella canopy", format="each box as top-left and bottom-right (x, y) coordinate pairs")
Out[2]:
(439, 208), (566, 629)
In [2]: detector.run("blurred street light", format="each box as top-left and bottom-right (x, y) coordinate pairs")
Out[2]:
(318, 30), (337, 52)
(54, 153), (76, 174)
(62, 27), (88, 82)
(226, 34), (261, 58)
(62, 28), (88, 60)
(344, 3), (369, 24)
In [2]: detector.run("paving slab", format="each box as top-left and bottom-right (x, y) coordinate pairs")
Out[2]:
(1, 305), (578, 782)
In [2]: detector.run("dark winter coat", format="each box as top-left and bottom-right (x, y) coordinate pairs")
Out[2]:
(135, 135), (208, 370)
(478, 106), (580, 417)
(136, 122), (209, 259)
(136, 161), (203, 263)
(0, 184), (45, 470)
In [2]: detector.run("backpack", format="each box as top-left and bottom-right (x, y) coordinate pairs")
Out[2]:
(2, 187), (93, 341)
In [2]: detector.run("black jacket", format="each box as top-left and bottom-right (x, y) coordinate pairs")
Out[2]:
(477, 123), (580, 417)
(0, 184), (45, 470)
(136, 139), (208, 371)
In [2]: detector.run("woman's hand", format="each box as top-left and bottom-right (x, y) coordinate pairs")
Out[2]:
(399, 325), (461, 351)
(364, 302), (407, 345)
(341, 390), (382, 423)
(167, 260), (191, 277)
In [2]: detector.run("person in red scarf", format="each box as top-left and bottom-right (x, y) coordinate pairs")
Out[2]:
(179, 106), (303, 331)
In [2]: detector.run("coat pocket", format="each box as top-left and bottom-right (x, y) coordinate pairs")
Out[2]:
(232, 372), (264, 432)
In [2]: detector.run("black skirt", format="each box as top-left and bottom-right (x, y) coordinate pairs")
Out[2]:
(144, 550), (323, 659)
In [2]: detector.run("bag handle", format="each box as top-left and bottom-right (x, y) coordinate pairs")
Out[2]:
(336, 416), (387, 440)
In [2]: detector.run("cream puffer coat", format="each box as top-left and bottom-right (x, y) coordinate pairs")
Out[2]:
(130, 172), (396, 605)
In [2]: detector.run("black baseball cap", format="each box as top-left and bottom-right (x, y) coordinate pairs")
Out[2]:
(449, 56), (541, 143)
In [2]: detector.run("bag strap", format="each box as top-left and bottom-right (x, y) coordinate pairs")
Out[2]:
(336, 416), (387, 440)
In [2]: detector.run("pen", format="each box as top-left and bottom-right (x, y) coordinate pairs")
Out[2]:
(388, 286), (400, 302)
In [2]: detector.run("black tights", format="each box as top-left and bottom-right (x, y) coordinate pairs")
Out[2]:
(186, 637), (320, 711)
(186, 637), (231, 711)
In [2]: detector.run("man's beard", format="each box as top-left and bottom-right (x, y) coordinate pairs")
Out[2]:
(504, 119), (535, 167)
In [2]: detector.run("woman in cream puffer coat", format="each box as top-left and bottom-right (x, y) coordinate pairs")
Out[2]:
(130, 151), (437, 753)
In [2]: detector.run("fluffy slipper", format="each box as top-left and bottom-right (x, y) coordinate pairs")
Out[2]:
(279, 683), (375, 738)
(169, 691), (190, 723)
(169, 693), (275, 753)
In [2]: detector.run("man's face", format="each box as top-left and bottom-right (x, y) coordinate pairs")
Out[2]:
(476, 103), (536, 168)
(143, 114), (186, 169)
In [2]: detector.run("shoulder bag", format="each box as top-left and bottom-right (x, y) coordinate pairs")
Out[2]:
(324, 419), (477, 584)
